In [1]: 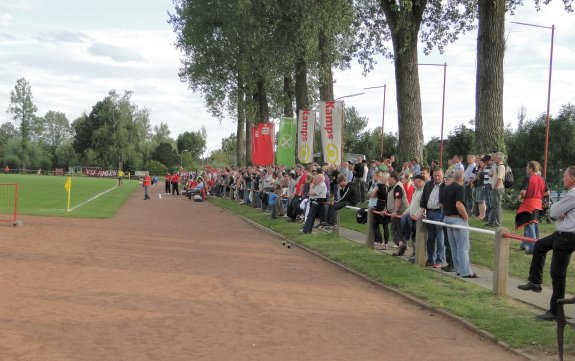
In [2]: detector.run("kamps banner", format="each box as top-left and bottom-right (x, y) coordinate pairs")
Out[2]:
(276, 117), (296, 167)
(297, 109), (315, 164)
(319, 101), (344, 166)
(251, 122), (275, 166)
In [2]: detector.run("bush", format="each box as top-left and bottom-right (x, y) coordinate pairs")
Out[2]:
(502, 188), (521, 211)
(143, 160), (167, 177)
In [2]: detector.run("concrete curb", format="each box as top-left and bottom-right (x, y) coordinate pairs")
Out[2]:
(221, 208), (535, 361)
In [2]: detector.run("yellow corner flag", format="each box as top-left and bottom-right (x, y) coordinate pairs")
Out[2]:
(64, 176), (72, 212)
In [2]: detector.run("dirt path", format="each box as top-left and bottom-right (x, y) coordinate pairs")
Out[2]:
(0, 185), (525, 361)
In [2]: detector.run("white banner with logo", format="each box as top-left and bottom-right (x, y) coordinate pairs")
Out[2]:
(318, 101), (343, 166)
(297, 109), (315, 164)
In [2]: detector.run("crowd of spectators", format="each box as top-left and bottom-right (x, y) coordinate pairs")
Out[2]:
(166, 151), (551, 280)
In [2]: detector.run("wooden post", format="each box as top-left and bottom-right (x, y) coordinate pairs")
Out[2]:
(493, 227), (510, 296)
(366, 208), (375, 249)
(415, 219), (427, 267)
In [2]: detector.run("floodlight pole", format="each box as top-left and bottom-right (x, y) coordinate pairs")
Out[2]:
(511, 21), (554, 179)
(364, 85), (387, 159)
(418, 63), (447, 168)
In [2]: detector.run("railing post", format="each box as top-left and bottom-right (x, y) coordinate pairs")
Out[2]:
(366, 208), (375, 249)
(415, 219), (427, 267)
(493, 227), (510, 296)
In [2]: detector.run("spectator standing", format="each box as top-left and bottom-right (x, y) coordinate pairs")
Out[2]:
(386, 172), (409, 253)
(442, 170), (476, 278)
(420, 166), (446, 268)
(487, 152), (506, 227)
(171, 172), (180, 196)
(165, 172), (172, 194)
(143, 172), (151, 200)
(268, 187), (279, 219)
(482, 155), (494, 222)
(517, 166), (575, 321)
(401, 174), (425, 258)
(515, 161), (549, 254)
(353, 160), (364, 202)
(369, 171), (390, 248)
(463, 154), (476, 215)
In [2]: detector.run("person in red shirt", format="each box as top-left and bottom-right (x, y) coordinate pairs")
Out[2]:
(143, 172), (151, 200)
(295, 165), (311, 196)
(516, 161), (549, 253)
(165, 173), (172, 194)
(171, 172), (180, 196)
(402, 173), (415, 204)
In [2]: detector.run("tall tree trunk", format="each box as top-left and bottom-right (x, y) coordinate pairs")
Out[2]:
(256, 78), (270, 123)
(245, 108), (252, 166)
(391, 32), (424, 164)
(236, 81), (246, 167)
(283, 74), (294, 117)
(318, 30), (334, 101)
(295, 57), (309, 112)
(475, 0), (505, 153)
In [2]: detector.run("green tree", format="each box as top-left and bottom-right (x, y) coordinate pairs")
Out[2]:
(176, 127), (207, 161)
(353, 0), (476, 163)
(54, 139), (79, 168)
(152, 142), (179, 168)
(6, 78), (38, 169)
(423, 137), (441, 167)
(444, 124), (475, 161)
(72, 90), (150, 168)
(0, 122), (18, 161)
(41, 111), (72, 148)
(343, 106), (369, 154)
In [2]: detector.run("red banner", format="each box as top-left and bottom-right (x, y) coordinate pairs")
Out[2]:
(251, 123), (275, 166)
(83, 167), (118, 177)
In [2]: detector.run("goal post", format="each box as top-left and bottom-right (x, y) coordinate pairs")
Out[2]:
(0, 184), (18, 225)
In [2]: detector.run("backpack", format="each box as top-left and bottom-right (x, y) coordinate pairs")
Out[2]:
(503, 164), (514, 189)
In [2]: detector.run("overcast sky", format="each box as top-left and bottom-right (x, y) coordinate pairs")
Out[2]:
(0, 0), (573, 152)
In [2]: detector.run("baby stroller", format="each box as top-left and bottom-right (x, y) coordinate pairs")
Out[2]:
(286, 196), (304, 222)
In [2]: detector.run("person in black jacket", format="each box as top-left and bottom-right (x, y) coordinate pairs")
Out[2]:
(325, 174), (358, 228)
(420, 166), (449, 269)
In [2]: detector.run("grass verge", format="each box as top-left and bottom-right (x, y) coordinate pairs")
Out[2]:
(210, 196), (575, 357)
(337, 203), (575, 294)
(0, 174), (138, 218)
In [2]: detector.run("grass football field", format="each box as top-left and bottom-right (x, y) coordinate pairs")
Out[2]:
(0, 174), (138, 218)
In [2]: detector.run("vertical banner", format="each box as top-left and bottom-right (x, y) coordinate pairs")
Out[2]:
(319, 101), (344, 166)
(276, 117), (296, 167)
(297, 109), (315, 164)
(251, 122), (275, 166)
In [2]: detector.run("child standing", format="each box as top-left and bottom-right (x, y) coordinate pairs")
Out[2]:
(269, 187), (280, 219)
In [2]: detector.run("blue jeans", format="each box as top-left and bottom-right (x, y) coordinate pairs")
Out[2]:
(523, 222), (539, 252)
(426, 210), (445, 264)
(144, 186), (150, 200)
(444, 216), (473, 277)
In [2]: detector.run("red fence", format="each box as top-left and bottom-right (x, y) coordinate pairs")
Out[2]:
(0, 184), (18, 224)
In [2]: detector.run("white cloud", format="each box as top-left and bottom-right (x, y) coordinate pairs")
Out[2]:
(88, 43), (144, 62)
(37, 30), (90, 43)
(0, 14), (12, 26)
